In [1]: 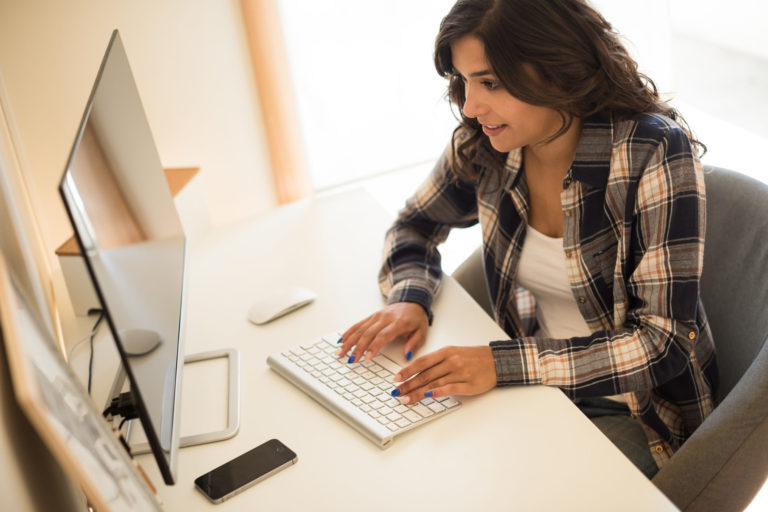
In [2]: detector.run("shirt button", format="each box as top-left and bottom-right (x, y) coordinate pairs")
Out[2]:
(564, 250), (572, 258)
(578, 297), (586, 304)
(688, 331), (696, 340)
(655, 446), (664, 454)
(564, 209), (572, 217)
(563, 178), (572, 188)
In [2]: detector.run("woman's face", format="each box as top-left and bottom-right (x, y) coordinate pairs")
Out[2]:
(451, 35), (564, 153)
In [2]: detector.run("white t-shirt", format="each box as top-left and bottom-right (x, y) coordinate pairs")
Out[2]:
(516, 225), (591, 339)
(517, 225), (625, 403)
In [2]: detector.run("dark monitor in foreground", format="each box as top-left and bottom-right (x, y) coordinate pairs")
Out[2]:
(0, 252), (162, 510)
(58, 30), (187, 485)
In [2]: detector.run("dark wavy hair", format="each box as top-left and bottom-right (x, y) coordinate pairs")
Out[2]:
(435, 0), (703, 179)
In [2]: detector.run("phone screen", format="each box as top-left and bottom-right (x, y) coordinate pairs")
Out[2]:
(194, 439), (297, 503)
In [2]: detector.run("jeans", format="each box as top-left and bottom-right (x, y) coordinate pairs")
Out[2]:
(575, 397), (659, 479)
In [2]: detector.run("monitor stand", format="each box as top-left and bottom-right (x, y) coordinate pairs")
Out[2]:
(105, 348), (241, 454)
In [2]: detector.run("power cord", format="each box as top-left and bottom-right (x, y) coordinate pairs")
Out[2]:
(67, 308), (105, 395)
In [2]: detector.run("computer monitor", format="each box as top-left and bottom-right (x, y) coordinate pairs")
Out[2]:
(0, 252), (162, 511)
(58, 30), (187, 485)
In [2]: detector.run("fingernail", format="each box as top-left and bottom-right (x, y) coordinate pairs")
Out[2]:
(424, 391), (434, 398)
(347, 355), (355, 364)
(337, 337), (342, 344)
(406, 350), (413, 361)
(400, 396), (411, 404)
(390, 388), (401, 397)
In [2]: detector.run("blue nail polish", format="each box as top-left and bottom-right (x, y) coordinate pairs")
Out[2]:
(347, 355), (355, 364)
(406, 351), (413, 361)
(424, 391), (434, 398)
(337, 337), (342, 344)
(391, 389), (401, 397)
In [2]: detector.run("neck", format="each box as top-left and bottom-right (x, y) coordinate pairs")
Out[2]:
(524, 117), (583, 177)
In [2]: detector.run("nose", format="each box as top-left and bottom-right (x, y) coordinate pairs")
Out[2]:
(461, 84), (487, 119)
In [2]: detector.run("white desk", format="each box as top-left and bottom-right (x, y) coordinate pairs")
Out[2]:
(122, 188), (677, 511)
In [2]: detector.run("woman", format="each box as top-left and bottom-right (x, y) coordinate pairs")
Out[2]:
(338, 0), (718, 478)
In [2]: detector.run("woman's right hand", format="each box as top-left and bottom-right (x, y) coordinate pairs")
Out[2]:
(337, 302), (429, 364)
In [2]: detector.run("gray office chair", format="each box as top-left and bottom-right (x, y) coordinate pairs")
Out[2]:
(452, 165), (768, 511)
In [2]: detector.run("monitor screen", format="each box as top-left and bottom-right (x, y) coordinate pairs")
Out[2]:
(58, 30), (187, 485)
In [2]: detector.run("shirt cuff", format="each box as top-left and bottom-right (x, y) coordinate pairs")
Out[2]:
(489, 338), (541, 385)
(386, 281), (434, 325)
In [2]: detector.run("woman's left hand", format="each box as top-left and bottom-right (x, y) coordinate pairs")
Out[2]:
(392, 345), (497, 404)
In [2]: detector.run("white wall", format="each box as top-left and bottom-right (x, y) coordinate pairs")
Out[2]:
(0, 0), (276, 340)
(0, 0), (275, 261)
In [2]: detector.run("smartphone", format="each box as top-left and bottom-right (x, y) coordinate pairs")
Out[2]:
(194, 439), (297, 503)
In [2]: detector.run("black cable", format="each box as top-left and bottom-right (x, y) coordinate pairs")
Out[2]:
(86, 309), (105, 395)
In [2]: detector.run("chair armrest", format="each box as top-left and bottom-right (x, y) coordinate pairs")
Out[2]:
(652, 337), (768, 511)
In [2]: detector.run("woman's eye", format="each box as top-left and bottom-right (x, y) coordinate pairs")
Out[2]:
(482, 80), (499, 90)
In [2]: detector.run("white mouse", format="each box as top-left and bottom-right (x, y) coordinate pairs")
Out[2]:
(247, 286), (317, 325)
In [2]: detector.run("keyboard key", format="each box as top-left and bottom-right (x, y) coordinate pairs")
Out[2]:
(442, 398), (460, 408)
(394, 405), (409, 414)
(372, 355), (402, 375)
(384, 398), (400, 408)
(427, 402), (446, 413)
(395, 418), (411, 428)
(386, 412), (402, 422)
(412, 404), (434, 417)
(386, 423), (399, 432)
(403, 410), (423, 423)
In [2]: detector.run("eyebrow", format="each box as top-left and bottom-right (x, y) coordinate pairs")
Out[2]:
(454, 69), (496, 78)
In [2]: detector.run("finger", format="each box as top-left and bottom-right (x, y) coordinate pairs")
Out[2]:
(348, 319), (390, 363)
(394, 360), (451, 397)
(419, 383), (466, 401)
(394, 348), (448, 383)
(337, 315), (377, 358)
(397, 374), (461, 405)
(402, 327), (426, 362)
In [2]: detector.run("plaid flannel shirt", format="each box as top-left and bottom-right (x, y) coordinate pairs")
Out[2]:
(379, 112), (718, 467)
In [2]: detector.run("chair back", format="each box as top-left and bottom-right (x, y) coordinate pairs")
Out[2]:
(700, 165), (768, 402)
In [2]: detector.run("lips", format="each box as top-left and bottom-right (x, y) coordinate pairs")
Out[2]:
(481, 123), (506, 136)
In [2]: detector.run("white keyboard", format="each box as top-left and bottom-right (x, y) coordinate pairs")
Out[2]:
(267, 332), (461, 448)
